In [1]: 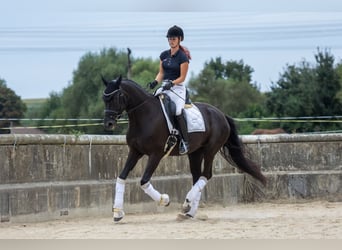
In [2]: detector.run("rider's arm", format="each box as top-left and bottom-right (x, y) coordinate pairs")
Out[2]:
(172, 62), (188, 85)
(155, 60), (164, 83)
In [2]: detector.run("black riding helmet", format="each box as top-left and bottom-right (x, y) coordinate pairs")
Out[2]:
(166, 25), (184, 41)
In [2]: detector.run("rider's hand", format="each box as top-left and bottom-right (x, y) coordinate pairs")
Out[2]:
(162, 80), (173, 90)
(148, 80), (158, 89)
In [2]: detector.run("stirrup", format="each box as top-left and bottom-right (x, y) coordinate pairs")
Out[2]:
(179, 140), (189, 155)
(164, 134), (178, 153)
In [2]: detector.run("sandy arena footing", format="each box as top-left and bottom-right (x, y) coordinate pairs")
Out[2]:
(1, 200), (342, 239)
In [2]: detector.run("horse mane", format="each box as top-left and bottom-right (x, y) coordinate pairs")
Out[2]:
(120, 78), (154, 97)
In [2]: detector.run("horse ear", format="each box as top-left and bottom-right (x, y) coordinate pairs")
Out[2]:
(101, 75), (109, 86)
(117, 75), (122, 84)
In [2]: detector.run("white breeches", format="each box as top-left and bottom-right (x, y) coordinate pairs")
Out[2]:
(155, 82), (186, 116)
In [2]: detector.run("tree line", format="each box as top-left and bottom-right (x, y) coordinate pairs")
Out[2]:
(1, 47), (342, 135)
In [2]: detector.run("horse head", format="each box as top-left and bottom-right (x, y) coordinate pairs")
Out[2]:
(102, 75), (127, 131)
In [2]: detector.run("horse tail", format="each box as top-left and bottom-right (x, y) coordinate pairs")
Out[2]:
(222, 115), (267, 186)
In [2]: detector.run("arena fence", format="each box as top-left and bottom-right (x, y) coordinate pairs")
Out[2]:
(0, 133), (341, 222)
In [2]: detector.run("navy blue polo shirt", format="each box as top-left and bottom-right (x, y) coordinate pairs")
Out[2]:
(160, 49), (189, 81)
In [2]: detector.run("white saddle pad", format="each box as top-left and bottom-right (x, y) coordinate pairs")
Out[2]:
(158, 95), (205, 134)
(184, 105), (206, 133)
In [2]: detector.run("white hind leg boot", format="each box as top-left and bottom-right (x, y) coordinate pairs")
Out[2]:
(183, 177), (207, 213)
(186, 177), (207, 202)
(186, 191), (202, 218)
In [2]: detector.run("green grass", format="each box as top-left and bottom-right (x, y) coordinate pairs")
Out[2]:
(22, 98), (48, 126)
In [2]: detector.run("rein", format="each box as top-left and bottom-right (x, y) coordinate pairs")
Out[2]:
(103, 88), (149, 117)
(126, 98), (149, 114)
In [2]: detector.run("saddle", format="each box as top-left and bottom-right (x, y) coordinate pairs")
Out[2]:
(157, 92), (206, 155)
(159, 93), (177, 129)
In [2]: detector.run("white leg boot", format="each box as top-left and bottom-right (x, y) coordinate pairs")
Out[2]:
(141, 182), (170, 206)
(113, 178), (125, 222)
(186, 191), (202, 218)
(182, 177), (207, 213)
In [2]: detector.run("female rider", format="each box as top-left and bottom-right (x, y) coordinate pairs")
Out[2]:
(149, 25), (191, 155)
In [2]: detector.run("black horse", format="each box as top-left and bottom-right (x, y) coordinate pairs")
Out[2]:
(102, 76), (266, 222)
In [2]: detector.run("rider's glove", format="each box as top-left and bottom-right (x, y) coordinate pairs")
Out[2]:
(162, 80), (173, 91)
(148, 80), (158, 89)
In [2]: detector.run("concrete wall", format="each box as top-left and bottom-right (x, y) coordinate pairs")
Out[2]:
(0, 133), (341, 222)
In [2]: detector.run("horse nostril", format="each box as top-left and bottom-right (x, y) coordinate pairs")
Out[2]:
(104, 120), (115, 131)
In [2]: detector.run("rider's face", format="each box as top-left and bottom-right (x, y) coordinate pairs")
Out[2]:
(168, 37), (180, 48)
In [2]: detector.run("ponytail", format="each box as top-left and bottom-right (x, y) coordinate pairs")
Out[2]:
(180, 45), (192, 60)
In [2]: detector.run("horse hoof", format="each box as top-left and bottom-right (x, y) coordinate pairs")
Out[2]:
(182, 199), (191, 213)
(113, 216), (123, 222)
(113, 208), (125, 222)
(176, 213), (193, 221)
(159, 194), (170, 207)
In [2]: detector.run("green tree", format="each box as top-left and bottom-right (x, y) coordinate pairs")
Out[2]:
(265, 49), (342, 132)
(188, 57), (264, 117)
(266, 61), (316, 117)
(131, 57), (159, 85)
(38, 47), (159, 134)
(0, 78), (27, 133)
(313, 49), (341, 115)
(336, 63), (342, 103)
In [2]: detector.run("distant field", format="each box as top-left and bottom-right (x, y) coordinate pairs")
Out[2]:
(22, 99), (48, 126)
(23, 98), (47, 107)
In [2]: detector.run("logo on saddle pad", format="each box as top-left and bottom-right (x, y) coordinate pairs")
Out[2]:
(158, 94), (206, 134)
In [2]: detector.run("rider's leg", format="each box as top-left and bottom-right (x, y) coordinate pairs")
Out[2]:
(176, 110), (189, 155)
(169, 85), (188, 155)
(163, 84), (188, 154)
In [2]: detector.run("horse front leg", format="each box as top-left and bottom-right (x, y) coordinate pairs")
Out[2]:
(140, 154), (170, 206)
(113, 149), (143, 222)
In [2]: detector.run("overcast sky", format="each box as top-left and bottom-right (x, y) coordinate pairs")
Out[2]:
(1, 0), (342, 99)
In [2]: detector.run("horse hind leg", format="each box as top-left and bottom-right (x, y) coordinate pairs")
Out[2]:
(182, 149), (217, 218)
(182, 176), (207, 214)
(181, 152), (204, 215)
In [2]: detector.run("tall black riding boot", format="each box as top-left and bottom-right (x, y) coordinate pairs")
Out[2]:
(176, 113), (189, 155)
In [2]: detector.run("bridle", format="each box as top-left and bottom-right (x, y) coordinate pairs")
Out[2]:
(103, 89), (126, 121)
(103, 87), (149, 121)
